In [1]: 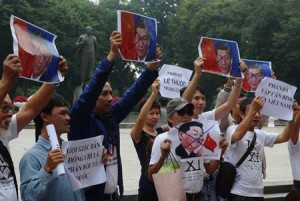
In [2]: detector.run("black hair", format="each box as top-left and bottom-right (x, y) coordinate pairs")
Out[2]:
(135, 17), (148, 34)
(239, 96), (255, 114)
(178, 121), (203, 137)
(215, 42), (232, 57)
(180, 86), (205, 97)
(138, 98), (161, 114)
(34, 94), (69, 142)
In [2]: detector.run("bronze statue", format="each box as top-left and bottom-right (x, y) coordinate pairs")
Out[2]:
(75, 26), (97, 83)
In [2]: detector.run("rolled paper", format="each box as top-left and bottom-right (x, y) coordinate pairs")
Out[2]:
(46, 124), (65, 175)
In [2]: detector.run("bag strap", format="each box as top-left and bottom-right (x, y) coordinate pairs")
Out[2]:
(235, 132), (257, 168)
(168, 151), (180, 172)
(0, 140), (18, 198)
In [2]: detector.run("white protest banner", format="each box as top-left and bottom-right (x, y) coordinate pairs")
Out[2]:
(62, 136), (106, 191)
(256, 77), (297, 121)
(158, 64), (193, 98)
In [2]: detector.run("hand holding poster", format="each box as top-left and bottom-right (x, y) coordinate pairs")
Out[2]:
(255, 77), (297, 121)
(158, 64), (193, 98)
(242, 59), (272, 92)
(10, 15), (63, 83)
(198, 37), (242, 78)
(61, 136), (106, 191)
(117, 10), (157, 63)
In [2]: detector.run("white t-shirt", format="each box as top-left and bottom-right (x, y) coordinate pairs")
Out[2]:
(288, 139), (300, 181)
(149, 110), (217, 193)
(224, 125), (277, 197)
(0, 115), (18, 201)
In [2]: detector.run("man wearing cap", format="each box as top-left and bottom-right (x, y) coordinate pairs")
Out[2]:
(148, 97), (227, 201)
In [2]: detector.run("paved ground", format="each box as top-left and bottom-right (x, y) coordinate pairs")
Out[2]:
(10, 126), (292, 196)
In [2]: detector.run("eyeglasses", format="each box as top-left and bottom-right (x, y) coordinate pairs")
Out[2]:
(0, 103), (15, 113)
(248, 73), (263, 80)
(135, 33), (149, 46)
(177, 105), (194, 116)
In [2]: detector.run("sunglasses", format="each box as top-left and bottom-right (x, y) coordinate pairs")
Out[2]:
(0, 103), (15, 113)
(177, 105), (194, 116)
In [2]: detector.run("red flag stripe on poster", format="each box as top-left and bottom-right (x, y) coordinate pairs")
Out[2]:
(203, 133), (217, 152)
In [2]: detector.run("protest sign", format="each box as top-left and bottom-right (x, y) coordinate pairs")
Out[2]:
(117, 10), (157, 63)
(198, 37), (242, 78)
(163, 120), (221, 193)
(167, 120), (221, 161)
(256, 77), (297, 121)
(158, 64), (193, 98)
(242, 59), (272, 92)
(62, 136), (106, 191)
(10, 15), (63, 83)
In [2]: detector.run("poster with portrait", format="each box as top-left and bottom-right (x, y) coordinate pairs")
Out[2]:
(242, 59), (272, 92)
(166, 120), (221, 193)
(10, 15), (63, 83)
(198, 37), (242, 78)
(117, 10), (157, 63)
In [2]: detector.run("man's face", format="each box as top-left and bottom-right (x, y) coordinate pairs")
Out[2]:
(145, 108), (160, 127)
(248, 68), (263, 90)
(45, 106), (70, 135)
(180, 126), (203, 152)
(191, 91), (206, 118)
(240, 104), (262, 130)
(135, 27), (150, 60)
(95, 82), (113, 116)
(31, 36), (51, 77)
(216, 49), (232, 75)
(168, 105), (193, 127)
(0, 96), (14, 135)
(231, 96), (245, 123)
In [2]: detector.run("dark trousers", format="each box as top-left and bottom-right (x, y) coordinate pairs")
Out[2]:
(229, 194), (264, 201)
(186, 191), (203, 201)
(138, 187), (158, 201)
(285, 180), (300, 201)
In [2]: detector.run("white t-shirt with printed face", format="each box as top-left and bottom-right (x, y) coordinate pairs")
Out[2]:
(0, 115), (18, 201)
(224, 125), (277, 197)
(288, 139), (300, 181)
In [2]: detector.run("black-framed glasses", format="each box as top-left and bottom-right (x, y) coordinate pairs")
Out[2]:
(177, 105), (194, 116)
(0, 103), (15, 113)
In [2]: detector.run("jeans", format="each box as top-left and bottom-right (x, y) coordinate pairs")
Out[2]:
(202, 174), (218, 201)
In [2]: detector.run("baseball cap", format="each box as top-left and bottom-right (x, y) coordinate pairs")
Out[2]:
(166, 98), (194, 115)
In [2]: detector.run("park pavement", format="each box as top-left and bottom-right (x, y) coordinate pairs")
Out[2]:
(10, 126), (292, 196)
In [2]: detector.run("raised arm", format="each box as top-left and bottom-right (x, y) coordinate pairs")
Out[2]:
(214, 61), (247, 120)
(0, 54), (22, 102)
(276, 101), (300, 144)
(231, 96), (264, 144)
(130, 79), (160, 143)
(16, 56), (68, 133)
(182, 57), (205, 102)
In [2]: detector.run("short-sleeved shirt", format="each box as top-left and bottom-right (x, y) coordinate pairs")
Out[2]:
(224, 125), (277, 197)
(288, 139), (300, 181)
(0, 115), (18, 201)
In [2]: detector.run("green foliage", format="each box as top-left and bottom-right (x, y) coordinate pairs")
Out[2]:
(1, 0), (300, 107)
